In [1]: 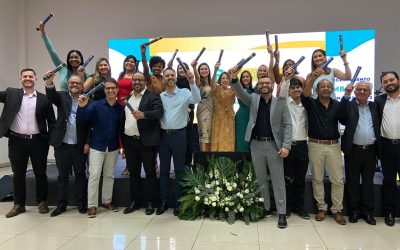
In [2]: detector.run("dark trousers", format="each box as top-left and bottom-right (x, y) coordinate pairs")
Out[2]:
(54, 143), (87, 207)
(159, 129), (186, 205)
(344, 145), (376, 215)
(185, 120), (194, 166)
(8, 135), (49, 206)
(283, 142), (308, 211)
(381, 137), (400, 215)
(124, 135), (157, 204)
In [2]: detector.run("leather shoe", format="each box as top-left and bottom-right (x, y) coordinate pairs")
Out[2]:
(315, 210), (327, 221)
(348, 213), (359, 223)
(362, 214), (376, 225)
(333, 212), (346, 225)
(88, 206), (97, 218)
(50, 206), (66, 217)
(173, 203), (180, 216)
(145, 202), (155, 215)
(277, 214), (288, 228)
(78, 205), (87, 214)
(5, 204), (26, 218)
(385, 213), (395, 227)
(102, 203), (118, 212)
(123, 201), (141, 214)
(295, 209), (310, 220)
(156, 201), (168, 215)
(38, 201), (49, 214)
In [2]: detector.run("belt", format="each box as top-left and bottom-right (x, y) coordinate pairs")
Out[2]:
(252, 136), (274, 142)
(162, 127), (185, 134)
(292, 140), (307, 146)
(9, 131), (40, 140)
(382, 137), (400, 145)
(308, 138), (338, 145)
(352, 144), (374, 150)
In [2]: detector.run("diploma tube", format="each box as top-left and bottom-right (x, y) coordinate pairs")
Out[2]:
(194, 47), (206, 61)
(321, 57), (334, 70)
(83, 55), (95, 68)
(176, 57), (189, 74)
(217, 49), (224, 64)
(121, 97), (135, 112)
(274, 35), (279, 50)
(237, 52), (256, 70)
(339, 35), (344, 51)
(85, 82), (104, 97)
(42, 62), (66, 81)
(350, 66), (362, 85)
(265, 30), (271, 47)
(292, 56), (305, 70)
(36, 12), (54, 31)
(167, 49), (179, 68)
(144, 36), (163, 46)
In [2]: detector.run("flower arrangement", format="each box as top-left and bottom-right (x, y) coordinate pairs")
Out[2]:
(178, 156), (265, 224)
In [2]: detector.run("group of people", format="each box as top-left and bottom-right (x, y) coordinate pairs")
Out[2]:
(0, 23), (399, 230)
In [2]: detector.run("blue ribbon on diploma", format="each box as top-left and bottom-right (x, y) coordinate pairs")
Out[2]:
(42, 62), (66, 81)
(321, 57), (334, 70)
(36, 13), (54, 31)
(350, 66), (362, 85)
(237, 53), (256, 70)
(85, 82), (104, 97)
(83, 55), (95, 68)
(176, 57), (189, 74)
(121, 97), (135, 112)
(195, 47), (206, 61)
(292, 56), (305, 69)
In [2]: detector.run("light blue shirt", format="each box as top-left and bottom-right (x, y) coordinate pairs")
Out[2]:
(160, 84), (201, 129)
(353, 100), (376, 145)
(63, 97), (78, 144)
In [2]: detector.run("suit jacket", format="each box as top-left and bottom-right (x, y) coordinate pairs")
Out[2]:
(231, 80), (292, 150)
(45, 85), (89, 149)
(338, 96), (380, 156)
(120, 89), (163, 147)
(374, 93), (387, 127)
(0, 87), (55, 138)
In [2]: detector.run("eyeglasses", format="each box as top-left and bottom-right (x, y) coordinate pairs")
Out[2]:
(105, 87), (117, 91)
(68, 81), (82, 85)
(132, 78), (145, 82)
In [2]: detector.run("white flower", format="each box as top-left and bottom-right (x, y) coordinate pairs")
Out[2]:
(225, 207), (229, 212)
(212, 202), (216, 207)
(195, 188), (200, 194)
(232, 183), (237, 188)
(215, 181), (220, 185)
(210, 196), (217, 202)
(195, 196), (200, 201)
(227, 186), (233, 191)
(216, 187), (221, 192)
(239, 207), (244, 212)
(259, 197), (264, 202)
(236, 192), (241, 196)
(244, 189), (249, 194)
(205, 184), (211, 189)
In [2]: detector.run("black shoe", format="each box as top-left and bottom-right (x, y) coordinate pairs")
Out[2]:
(286, 209), (291, 217)
(348, 213), (359, 223)
(278, 214), (288, 229)
(385, 213), (395, 227)
(78, 204), (87, 214)
(145, 202), (155, 215)
(123, 201), (141, 214)
(362, 214), (376, 225)
(156, 201), (168, 215)
(50, 206), (66, 217)
(263, 209), (272, 218)
(295, 209), (310, 220)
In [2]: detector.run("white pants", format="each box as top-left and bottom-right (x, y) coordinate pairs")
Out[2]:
(87, 148), (118, 208)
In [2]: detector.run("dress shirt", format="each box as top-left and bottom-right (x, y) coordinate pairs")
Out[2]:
(160, 84), (201, 129)
(353, 100), (376, 145)
(124, 89), (145, 136)
(381, 95), (400, 139)
(62, 95), (78, 144)
(252, 97), (273, 138)
(287, 97), (308, 141)
(77, 99), (123, 151)
(10, 90), (40, 134)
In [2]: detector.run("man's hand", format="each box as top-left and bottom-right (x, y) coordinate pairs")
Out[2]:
(278, 147), (289, 158)
(78, 95), (89, 108)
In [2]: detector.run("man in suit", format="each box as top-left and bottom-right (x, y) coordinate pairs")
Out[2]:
(44, 72), (89, 216)
(120, 72), (163, 215)
(229, 66), (292, 229)
(339, 82), (380, 225)
(375, 71), (400, 226)
(0, 68), (55, 218)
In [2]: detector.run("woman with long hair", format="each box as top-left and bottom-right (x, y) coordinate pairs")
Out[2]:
(84, 58), (111, 100)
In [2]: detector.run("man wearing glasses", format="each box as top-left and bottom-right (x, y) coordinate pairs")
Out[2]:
(77, 78), (124, 218)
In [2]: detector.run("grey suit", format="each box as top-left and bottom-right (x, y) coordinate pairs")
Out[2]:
(231, 79), (292, 214)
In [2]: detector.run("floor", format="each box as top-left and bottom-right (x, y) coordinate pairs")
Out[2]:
(1, 168), (400, 250)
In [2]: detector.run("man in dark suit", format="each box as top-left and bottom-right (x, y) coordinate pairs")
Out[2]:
(339, 82), (380, 225)
(0, 68), (55, 218)
(120, 72), (163, 215)
(375, 71), (400, 226)
(44, 72), (89, 216)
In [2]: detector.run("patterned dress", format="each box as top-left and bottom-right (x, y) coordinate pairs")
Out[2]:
(196, 84), (214, 144)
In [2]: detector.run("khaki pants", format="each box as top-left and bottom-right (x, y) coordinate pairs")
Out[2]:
(87, 148), (118, 208)
(308, 142), (343, 213)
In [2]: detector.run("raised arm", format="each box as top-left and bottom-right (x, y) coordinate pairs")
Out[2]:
(140, 44), (151, 82)
(187, 71), (201, 104)
(190, 60), (201, 87)
(334, 49), (352, 80)
(304, 68), (323, 97)
(44, 71), (62, 107)
(229, 66), (251, 106)
(39, 23), (63, 67)
(267, 46), (276, 84)
(210, 62), (220, 91)
(83, 76), (95, 93)
(273, 50), (283, 84)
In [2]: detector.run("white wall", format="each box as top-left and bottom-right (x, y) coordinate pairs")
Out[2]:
(1, 0), (399, 164)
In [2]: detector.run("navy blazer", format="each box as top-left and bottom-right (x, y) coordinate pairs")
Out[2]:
(0, 87), (55, 138)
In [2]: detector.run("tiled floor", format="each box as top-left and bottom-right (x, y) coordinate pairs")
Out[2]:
(1, 167), (400, 249)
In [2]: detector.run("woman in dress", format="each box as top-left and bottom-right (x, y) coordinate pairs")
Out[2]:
(117, 55), (138, 105)
(84, 58), (111, 100)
